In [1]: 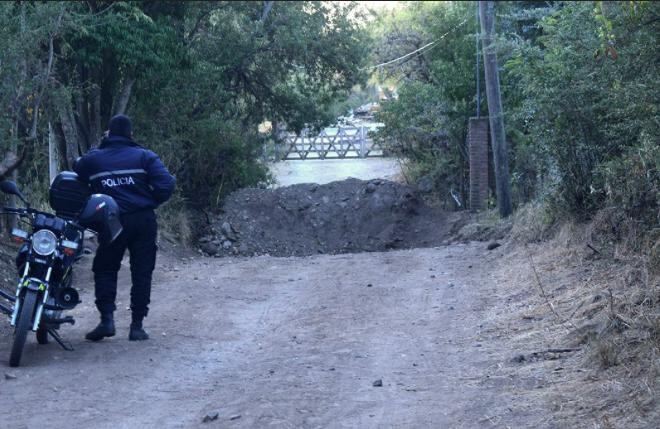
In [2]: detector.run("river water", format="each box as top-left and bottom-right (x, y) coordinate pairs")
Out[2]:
(269, 158), (402, 187)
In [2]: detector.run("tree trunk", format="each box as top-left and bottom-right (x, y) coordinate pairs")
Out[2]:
(89, 84), (102, 150)
(54, 122), (69, 172)
(113, 77), (135, 115)
(261, 1), (274, 22)
(57, 97), (80, 169)
(27, 11), (62, 143)
(48, 122), (59, 183)
(74, 94), (90, 149)
(4, 2), (29, 232)
(479, 1), (512, 217)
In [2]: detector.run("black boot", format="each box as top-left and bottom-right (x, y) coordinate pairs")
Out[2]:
(129, 316), (149, 341)
(85, 313), (115, 342)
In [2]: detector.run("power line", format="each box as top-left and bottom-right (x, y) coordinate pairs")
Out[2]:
(361, 18), (469, 72)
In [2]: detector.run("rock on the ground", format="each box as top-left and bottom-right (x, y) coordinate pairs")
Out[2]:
(202, 412), (219, 423)
(487, 241), (502, 250)
(221, 222), (237, 241)
(200, 242), (220, 256)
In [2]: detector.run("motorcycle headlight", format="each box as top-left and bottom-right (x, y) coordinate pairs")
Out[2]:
(32, 229), (57, 256)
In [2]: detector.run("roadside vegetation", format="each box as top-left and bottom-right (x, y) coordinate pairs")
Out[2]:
(373, 1), (657, 219)
(0, 1), (370, 223)
(371, 1), (658, 423)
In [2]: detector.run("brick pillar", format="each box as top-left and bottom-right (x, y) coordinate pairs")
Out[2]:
(468, 117), (489, 211)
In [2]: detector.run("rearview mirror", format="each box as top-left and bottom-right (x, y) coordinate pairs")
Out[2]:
(0, 180), (28, 205)
(0, 180), (20, 196)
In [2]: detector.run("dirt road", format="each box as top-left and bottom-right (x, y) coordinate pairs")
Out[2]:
(0, 243), (601, 428)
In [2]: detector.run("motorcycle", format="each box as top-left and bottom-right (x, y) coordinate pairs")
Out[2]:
(0, 172), (121, 367)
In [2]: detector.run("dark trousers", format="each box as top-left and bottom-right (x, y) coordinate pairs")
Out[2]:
(92, 210), (158, 321)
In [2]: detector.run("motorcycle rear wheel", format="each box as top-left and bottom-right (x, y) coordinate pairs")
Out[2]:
(9, 290), (38, 367)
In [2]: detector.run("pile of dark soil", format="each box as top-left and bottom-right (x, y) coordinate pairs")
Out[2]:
(200, 178), (460, 257)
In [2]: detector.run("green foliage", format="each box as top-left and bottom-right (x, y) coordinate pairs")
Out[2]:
(0, 1), (370, 214)
(373, 1), (477, 205)
(372, 0), (659, 223)
(147, 116), (271, 208)
(504, 1), (659, 218)
(325, 84), (381, 122)
(132, 1), (369, 207)
(597, 130), (659, 223)
(377, 81), (466, 202)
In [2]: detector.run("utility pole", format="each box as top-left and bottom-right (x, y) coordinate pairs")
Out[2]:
(479, 1), (512, 217)
(475, 2), (481, 118)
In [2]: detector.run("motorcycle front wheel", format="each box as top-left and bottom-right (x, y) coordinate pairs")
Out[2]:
(9, 290), (38, 367)
(36, 324), (49, 345)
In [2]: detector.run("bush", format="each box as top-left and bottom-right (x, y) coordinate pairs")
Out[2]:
(504, 1), (659, 218)
(376, 81), (469, 206)
(597, 131), (659, 225)
(153, 118), (272, 210)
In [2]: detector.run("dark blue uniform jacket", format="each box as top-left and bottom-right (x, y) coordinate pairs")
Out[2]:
(74, 136), (176, 214)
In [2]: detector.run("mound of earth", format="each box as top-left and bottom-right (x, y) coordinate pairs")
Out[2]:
(200, 178), (459, 257)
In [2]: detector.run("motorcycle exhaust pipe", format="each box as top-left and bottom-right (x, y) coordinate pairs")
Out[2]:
(43, 316), (75, 325)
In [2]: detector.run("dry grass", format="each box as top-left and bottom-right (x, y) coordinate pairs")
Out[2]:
(157, 194), (196, 247)
(510, 200), (557, 243)
(487, 203), (660, 427)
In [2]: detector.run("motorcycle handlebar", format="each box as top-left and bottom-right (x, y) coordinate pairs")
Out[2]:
(1, 207), (26, 214)
(1, 207), (90, 233)
(1, 206), (40, 216)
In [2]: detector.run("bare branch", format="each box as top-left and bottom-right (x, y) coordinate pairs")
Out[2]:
(527, 247), (578, 331)
(185, 3), (223, 45)
(261, 1), (274, 22)
(0, 152), (26, 179)
(27, 9), (65, 141)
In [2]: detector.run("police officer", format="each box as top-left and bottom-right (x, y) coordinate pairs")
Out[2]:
(74, 114), (176, 341)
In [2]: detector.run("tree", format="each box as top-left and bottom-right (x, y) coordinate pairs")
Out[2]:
(0, 1), (370, 209)
(373, 1), (478, 207)
(373, 0), (658, 222)
(503, 1), (659, 218)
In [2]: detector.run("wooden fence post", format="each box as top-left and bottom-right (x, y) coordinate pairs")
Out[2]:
(359, 127), (366, 158)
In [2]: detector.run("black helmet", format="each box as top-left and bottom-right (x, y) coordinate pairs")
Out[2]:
(79, 194), (123, 245)
(108, 114), (132, 138)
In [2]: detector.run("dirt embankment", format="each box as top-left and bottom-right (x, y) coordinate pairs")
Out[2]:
(199, 179), (466, 257)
